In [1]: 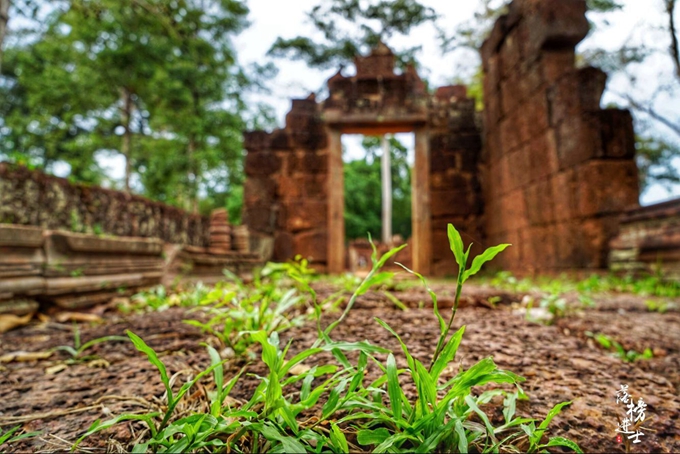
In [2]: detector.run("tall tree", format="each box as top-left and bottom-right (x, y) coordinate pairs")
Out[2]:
(268, 0), (438, 70)
(141, 0), (249, 212)
(1, 0), (259, 212)
(0, 0), (9, 70)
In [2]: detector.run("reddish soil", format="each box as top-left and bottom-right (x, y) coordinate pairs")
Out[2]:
(1, 282), (678, 453)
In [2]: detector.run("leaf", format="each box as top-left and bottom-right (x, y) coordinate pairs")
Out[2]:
(357, 271), (394, 295)
(72, 413), (160, 451)
(206, 344), (224, 417)
(415, 360), (437, 412)
(396, 262), (445, 337)
(126, 330), (172, 402)
(357, 427), (391, 446)
(258, 422), (307, 453)
(454, 418), (469, 453)
(78, 335), (128, 355)
(463, 244), (511, 282)
(464, 395), (498, 445)
(376, 244), (408, 269)
(386, 353), (403, 421)
(330, 422), (349, 453)
(0, 426), (20, 444)
(543, 436), (583, 453)
(536, 401), (572, 436)
(430, 325), (465, 381)
(447, 224), (465, 269)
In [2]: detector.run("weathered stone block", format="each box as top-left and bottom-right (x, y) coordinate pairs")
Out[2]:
(506, 148), (532, 190)
(541, 50), (576, 84)
(524, 179), (555, 225)
(524, 0), (589, 54)
(576, 160), (639, 217)
(555, 115), (595, 169)
(243, 130), (271, 152)
(274, 231), (295, 262)
(595, 109), (636, 159)
(245, 151), (282, 177)
(293, 230), (328, 264)
(244, 177), (277, 207)
(244, 204), (278, 234)
(289, 151), (328, 174)
(430, 190), (478, 218)
(501, 189), (529, 232)
(286, 199), (327, 233)
(499, 115), (520, 155)
(551, 169), (578, 222)
(528, 130), (559, 181)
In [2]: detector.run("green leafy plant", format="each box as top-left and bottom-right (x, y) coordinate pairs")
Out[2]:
(0, 426), (41, 447)
(644, 299), (676, 313)
(73, 331), (228, 452)
(588, 332), (654, 363)
(183, 261), (314, 357)
(72, 225), (581, 453)
(54, 324), (127, 364)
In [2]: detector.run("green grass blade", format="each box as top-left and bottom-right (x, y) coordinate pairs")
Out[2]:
(464, 395), (498, 447)
(357, 427), (391, 446)
(415, 360), (437, 415)
(376, 244), (408, 269)
(72, 413), (160, 451)
(542, 437), (583, 453)
(0, 426), (20, 444)
(454, 418), (469, 453)
(536, 401), (572, 437)
(205, 344), (224, 417)
(430, 325), (466, 381)
(78, 335), (128, 355)
(386, 353), (403, 421)
(395, 262), (446, 337)
(330, 422), (349, 453)
(126, 330), (172, 401)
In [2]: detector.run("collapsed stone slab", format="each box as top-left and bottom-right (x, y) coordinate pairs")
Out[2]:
(609, 199), (680, 278)
(41, 231), (165, 309)
(163, 244), (263, 286)
(0, 225), (44, 315)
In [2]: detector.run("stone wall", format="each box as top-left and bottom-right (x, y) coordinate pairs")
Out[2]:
(243, 96), (330, 270)
(609, 199), (680, 278)
(0, 162), (209, 246)
(480, 0), (640, 272)
(429, 86), (484, 276)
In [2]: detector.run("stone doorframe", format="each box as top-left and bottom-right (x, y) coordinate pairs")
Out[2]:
(326, 124), (431, 275)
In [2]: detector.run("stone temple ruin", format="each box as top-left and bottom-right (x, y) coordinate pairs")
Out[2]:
(243, 0), (646, 276)
(1, 0), (679, 317)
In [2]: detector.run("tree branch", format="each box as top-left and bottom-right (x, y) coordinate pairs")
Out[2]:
(667, 0), (680, 80)
(618, 92), (680, 138)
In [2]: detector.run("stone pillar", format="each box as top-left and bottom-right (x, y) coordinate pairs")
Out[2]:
(412, 128), (432, 275)
(327, 128), (345, 274)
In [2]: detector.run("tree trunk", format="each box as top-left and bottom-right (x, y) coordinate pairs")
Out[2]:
(188, 137), (199, 214)
(667, 0), (680, 80)
(381, 134), (392, 244)
(121, 89), (133, 192)
(0, 0), (10, 73)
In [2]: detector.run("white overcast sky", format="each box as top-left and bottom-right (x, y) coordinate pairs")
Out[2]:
(23, 0), (679, 205)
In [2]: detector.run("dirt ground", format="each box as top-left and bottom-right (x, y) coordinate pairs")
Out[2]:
(1, 281), (679, 453)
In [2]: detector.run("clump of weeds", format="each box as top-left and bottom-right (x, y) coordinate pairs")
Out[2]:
(73, 225), (582, 453)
